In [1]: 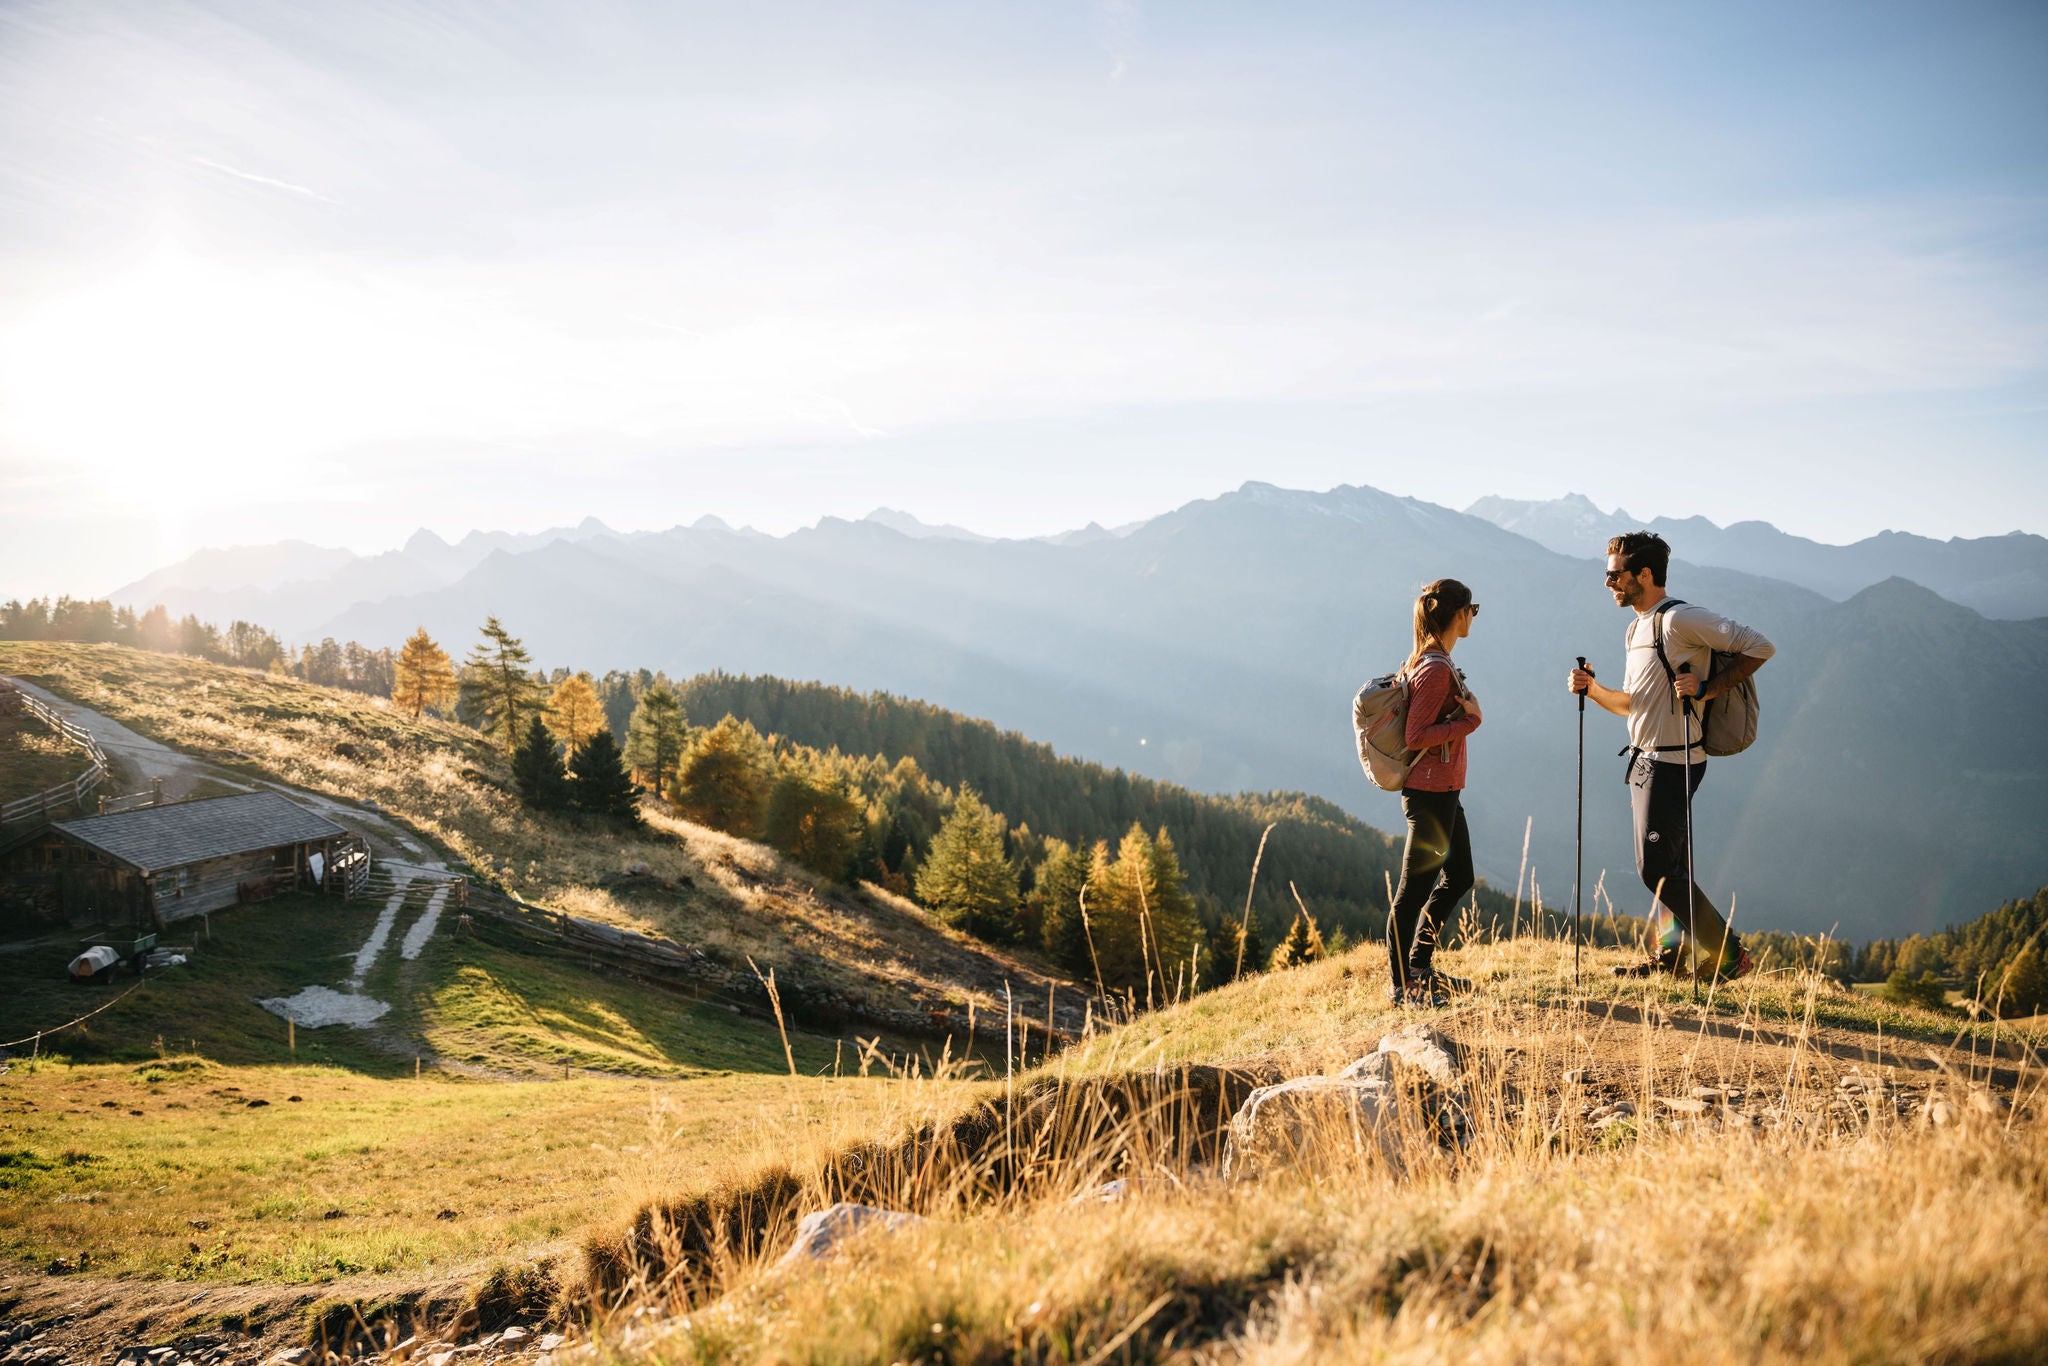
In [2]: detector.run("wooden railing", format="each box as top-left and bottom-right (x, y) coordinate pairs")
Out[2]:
(0, 689), (110, 828)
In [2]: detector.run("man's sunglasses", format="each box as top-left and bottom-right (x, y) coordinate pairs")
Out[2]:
(1603, 567), (1635, 584)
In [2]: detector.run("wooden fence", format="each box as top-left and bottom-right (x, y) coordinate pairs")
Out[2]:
(0, 690), (110, 828)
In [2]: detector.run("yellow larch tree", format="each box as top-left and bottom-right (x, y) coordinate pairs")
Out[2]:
(544, 672), (607, 756)
(391, 627), (457, 719)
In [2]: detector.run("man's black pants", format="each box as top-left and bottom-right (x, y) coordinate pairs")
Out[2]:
(1628, 751), (1735, 965)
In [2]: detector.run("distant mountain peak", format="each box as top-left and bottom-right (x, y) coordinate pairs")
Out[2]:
(690, 514), (735, 533)
(403, 528), (452, 555)
(861, 508), (995, 543)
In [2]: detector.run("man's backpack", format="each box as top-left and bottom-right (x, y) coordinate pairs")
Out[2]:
(1650, 600), (1760, 757)
(1352, 652), (1456, 791)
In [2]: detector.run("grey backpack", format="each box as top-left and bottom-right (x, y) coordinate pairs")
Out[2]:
(1651, 600), (1759, 757)
(1353, 652), (1461, 791)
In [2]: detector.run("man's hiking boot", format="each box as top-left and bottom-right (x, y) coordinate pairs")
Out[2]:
(1612, 948), (1681, 979)
(1427, 971), (1474, 995)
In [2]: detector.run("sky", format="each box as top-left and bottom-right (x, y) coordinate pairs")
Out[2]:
(2, 0), (2045, 597)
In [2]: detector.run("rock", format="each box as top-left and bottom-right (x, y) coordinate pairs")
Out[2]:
(436, 1208), (459, 1220)
(264, 1351), (315, 1366)
(626, 861), (651, 877)
(779, 1202), (924, 1264)
(1374, 1023), (1462, 1087)
(1659, 1096), (1708, 1114)
(1837, 1073), (1883, 1092)
(1587, 1101), (1636, 1121)
(1969, 1089), (2011, 1117)
(1336, 1052), (1394, 1084)
(360, 797), (382, 811)
(1222, 1075), (1404, 1178)
(498, 1326), (531, 1344)
(1563, 1069), (1587, 1084)
(536, 1335), (566, 1352)
(1691, 1086), (1733, 1102)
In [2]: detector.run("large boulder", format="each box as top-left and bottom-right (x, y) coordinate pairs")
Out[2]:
(1221, 1023), (1473, 1178)
(1374, 1022), (1463, 1086)
(1221, 1074), (1405, 1178)
(778, 1202), (923, 1265)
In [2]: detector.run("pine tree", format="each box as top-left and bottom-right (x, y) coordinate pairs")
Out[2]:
(511, 713), (571, 812)
(570, 726), (642, 823)
(677, 716), (772, 836)
(545, 672), (608, 755)
(459, 616), (545, 751)
(763, 767), (864, 880)
(1143, 828), (1203, 997)
(1270, 911), (1325, 971)
(1034, 839), (1095, 978)
(914, 791), (1020, 943)
(392, 628), (457, 719)
(623, 684), (688, 800)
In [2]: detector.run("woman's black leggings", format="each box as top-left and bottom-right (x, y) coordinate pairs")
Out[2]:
(1388, 787), (1474, 990)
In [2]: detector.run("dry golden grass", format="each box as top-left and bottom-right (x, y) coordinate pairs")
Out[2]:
(0, 710), (96, 805)
(565, 937), (2047, 1364)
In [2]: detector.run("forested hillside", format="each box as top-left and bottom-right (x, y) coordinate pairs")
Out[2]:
(661, 671), (1473, 944)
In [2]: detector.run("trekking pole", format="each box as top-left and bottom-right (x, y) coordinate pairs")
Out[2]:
(1679, 663), (1699, 1005)
(1574, 657), (1588, 994)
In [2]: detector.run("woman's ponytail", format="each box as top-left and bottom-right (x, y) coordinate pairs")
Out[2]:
(1407, 578), (1472, 670)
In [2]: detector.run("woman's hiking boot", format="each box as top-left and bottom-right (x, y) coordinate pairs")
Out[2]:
(1403, 978), (1450, 1009)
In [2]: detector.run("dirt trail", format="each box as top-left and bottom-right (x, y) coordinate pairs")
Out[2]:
(5, 678), (433, 862)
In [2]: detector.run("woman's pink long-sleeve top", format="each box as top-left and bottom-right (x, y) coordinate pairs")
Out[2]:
(1403, 653), (1480, 793)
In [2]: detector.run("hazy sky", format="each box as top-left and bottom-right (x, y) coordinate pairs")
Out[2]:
(3, 0), (2045, 596)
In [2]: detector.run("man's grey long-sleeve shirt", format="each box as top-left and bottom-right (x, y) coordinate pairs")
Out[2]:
(1621, 601), (1774, 760)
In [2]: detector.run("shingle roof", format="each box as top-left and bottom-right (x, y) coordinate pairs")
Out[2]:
(52, 791), (349, 874)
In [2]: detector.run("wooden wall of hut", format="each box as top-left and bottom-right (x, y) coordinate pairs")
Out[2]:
(153, 850), (280, 923)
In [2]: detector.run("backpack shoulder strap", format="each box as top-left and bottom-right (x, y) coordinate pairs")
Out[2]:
(1650, 599), (1685, 683)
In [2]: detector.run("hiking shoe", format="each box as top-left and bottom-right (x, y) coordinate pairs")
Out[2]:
(1612, 949), (1680, 979)
(1403, 979), (1450, 1009)
(1711, 948), (1755, 985)
(1427, 971), (1474, 995)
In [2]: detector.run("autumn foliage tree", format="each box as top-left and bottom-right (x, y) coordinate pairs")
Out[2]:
(676, 716), (773, 836)
(763, 767), (864, 880)
(544, 672), (607, 755)
(392, 628), (457, 718)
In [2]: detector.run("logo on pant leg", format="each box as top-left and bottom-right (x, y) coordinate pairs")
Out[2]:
(1646, 831), (1660, 843)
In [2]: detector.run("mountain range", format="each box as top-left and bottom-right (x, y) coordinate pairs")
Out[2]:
(1467, 494), (2048, 620)
(102, 485), (2048, 941)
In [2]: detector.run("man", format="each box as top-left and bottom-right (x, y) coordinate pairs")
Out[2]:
(1567, 531), (1773, 982)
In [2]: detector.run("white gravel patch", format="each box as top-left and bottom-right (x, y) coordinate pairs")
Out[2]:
(400, 882), (450, 961)
(350, 877), (412, 986)
(259, 985), (390, 1028)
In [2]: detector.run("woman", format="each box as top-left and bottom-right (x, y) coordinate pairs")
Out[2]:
(1388, 578), (1482, 1008)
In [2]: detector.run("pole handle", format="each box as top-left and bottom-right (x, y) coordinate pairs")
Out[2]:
(1575, 656), (1588, 709)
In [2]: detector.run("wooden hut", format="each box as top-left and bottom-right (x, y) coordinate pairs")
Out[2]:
(5, 790), (366, 926)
